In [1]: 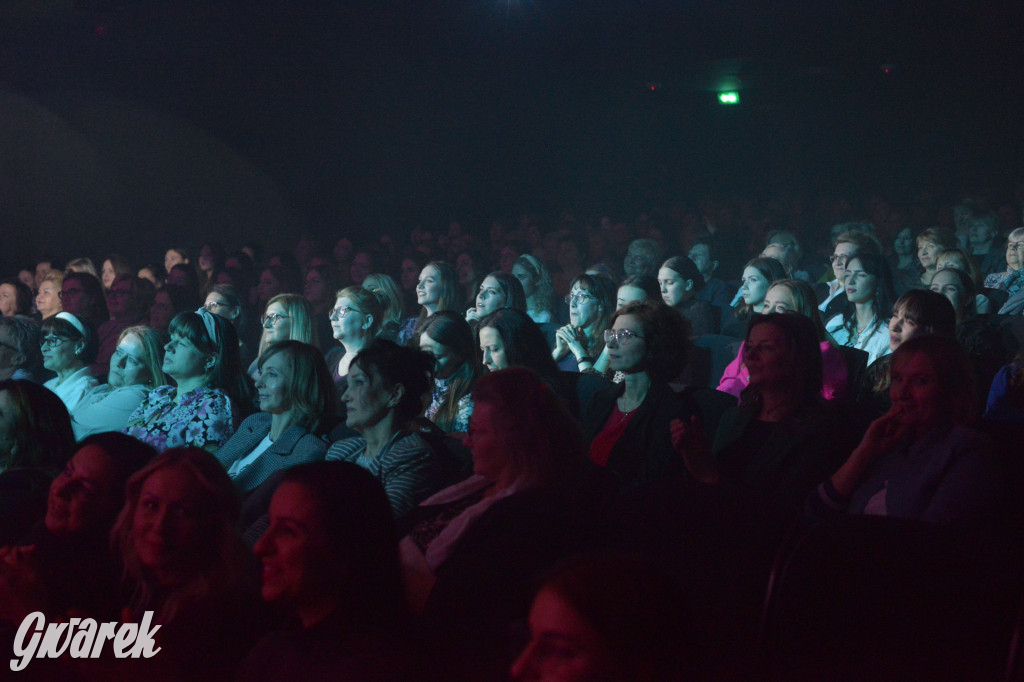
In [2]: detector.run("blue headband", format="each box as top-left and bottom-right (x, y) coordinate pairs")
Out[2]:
(195, 307), (219, 346)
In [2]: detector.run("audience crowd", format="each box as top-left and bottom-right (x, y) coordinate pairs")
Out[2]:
(2, 190), (1024, 680)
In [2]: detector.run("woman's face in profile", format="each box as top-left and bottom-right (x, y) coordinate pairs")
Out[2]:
(510, 587), (613, 682)
(255, 481), (335, 610)
(475, 276), (507, 317)
(45, 445), (118, 535)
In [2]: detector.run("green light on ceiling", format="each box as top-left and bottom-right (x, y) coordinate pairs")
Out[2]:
(718, 92), (739, 105)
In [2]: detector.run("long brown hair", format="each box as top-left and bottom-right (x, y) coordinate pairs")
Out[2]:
(111, 448), (247, 623)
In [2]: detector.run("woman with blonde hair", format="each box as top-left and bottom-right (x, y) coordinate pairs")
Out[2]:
(361, 273), (404, 342)
(216, 341), (336, 495)
(249, 293), (317, 380)
(512, 254), (556, 325)
(109, 447), (260, 679)
(71, 326), (167, 438)
(35, 270), (63, 321)
(327, 285), (384, 384)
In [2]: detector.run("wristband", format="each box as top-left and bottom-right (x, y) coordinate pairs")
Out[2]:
(577, 356), (594, 365)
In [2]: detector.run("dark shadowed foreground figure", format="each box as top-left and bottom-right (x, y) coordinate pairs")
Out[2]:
(511, 554), (700, 682)
(237, 461), (411, 681)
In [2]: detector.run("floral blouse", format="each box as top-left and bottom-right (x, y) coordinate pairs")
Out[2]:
(425, 377), (473, 433)
(124, 385), (235, 452)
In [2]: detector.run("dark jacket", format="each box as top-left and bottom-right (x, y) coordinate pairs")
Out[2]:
(215, 412), (329, 494)
(583, 378), (699, 490)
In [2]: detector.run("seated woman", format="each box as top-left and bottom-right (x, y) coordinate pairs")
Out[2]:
(914, 226), (959, 289)
(34, 270), (64, 321)
(420, 311), (484, 434)
(810, 335), (1003, 524)
(108, 448), (264, 680)
(204, 283), (258, 366)
(125, 308), (251, 452)
(659, 255), (718, 336)
(327, 340), (452, 519)
(465, 270), (527, 324)
(511, 555), (697, 682)
(303, 263), (342, 350)
(0, 433), (154, 626)
(237, 462), (410, 681)
(96, 275), (154, 376)
(216, 340), (335, 495)
(400, 367), (590, 680)
(250, 293), (317, 381)
(324, 286), (384, 393)
(929, 266), (1006, 406)
(681, 313), (862, 514)
(825, 252), (896, 365)
(984, 227), (1024, 296)
(0, 380), (76, 544)
(400, 260), (459, 347)
(552, 273), (616, 373)
(857, 289), (956, 414)
(719, 279), (849, 400)
(584, 301), (698, 490)
(361, 272), (405, 343)
(58, 271), (107, 331)
(512, 254), (556, 325)
(721, 256), (787, 338)
(41, 312), (99, 413)
(936, 248), (990, 313)
(71, 326), (167, 439)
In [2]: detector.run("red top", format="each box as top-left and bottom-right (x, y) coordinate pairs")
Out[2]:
(589, 405), (636, 467)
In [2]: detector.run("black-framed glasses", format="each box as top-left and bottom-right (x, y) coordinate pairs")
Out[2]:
(40, 335), (72, 350)
(604, 328), (644, 345)
(58, 288), (83, 300)
(204, 301), (235, 313)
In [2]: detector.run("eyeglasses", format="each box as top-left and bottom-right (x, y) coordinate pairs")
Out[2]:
(329, 307), (363, 321)
(261, 313), (291, 327)
(603, 328), (644, 345)
(40, 335), (72, 350)
(564, 292), (596, 305)
(1007, 242), (1024, 253)
(204, 301), (235, 313)
(827, 254), (851, 266)
(58, 288), (83, 300)
(106, 289), (130, 299)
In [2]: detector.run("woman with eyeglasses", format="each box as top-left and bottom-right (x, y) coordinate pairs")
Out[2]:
(583, 301), (698, 490)
(204, 283), (257, 367)
(326, 285), (383, 393)
(71, 326), (167, 439)
(552, 273), (616, 372)
(984, 227), (1024, 297)
(249, 293), (317, 381)
(124, 308), (252, 453)
(40, 312), (99, 413)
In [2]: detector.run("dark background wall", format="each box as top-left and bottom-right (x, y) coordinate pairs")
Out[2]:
(1, 0), (1022, 272)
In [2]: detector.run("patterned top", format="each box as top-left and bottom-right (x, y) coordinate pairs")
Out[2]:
(425, 377), (473, 433)
(124, 384), (235, 452)
(984, 269), (1024, 297)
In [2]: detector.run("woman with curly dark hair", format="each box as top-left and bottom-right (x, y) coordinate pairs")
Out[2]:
(583, 301), (698, 490)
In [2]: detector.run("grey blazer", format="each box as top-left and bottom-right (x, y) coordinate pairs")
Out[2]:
(215, 412), (329, 493)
